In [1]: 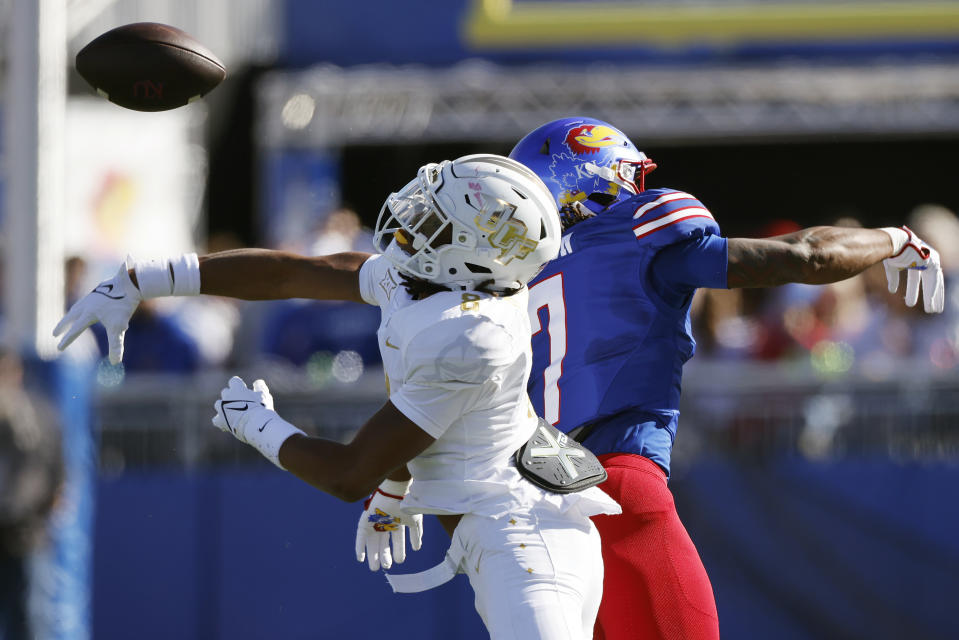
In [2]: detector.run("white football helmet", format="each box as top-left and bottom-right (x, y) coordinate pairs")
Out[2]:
(373, 154), (561, 292)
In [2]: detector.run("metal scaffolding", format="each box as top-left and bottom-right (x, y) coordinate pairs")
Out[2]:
(258, 59), (959, 148)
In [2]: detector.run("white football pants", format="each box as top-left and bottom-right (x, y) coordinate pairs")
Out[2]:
(454, 507), (603, 640)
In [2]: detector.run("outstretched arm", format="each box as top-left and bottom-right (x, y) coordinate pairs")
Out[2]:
(726, 226), (891, 288)
(727, 225), (944, 312)
(55, 249), (373, 362)
(198, 249), (371, 302)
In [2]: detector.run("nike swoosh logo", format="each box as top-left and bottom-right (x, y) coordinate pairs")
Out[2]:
(92, 284), (125, 300)
(258, 417), (274, 433)
(385, 337), (399, 350)
(221, 401), (250, 433)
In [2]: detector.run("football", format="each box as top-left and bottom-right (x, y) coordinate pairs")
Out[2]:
(76, 22), (226, 112)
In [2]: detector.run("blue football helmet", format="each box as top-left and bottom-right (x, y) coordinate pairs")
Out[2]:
(509, 117), (656, 222)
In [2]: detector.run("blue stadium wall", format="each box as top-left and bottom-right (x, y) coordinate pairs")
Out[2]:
(92, 460), (959, 640)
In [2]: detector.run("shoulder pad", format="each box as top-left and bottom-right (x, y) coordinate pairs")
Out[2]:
(622, 188), (720, 248)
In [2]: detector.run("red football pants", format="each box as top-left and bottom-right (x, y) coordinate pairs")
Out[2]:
(591, 453), (720, 640)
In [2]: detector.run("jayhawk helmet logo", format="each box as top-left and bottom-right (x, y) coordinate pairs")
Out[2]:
(510, 117), (656, 218)
(564, 125), (623, 155)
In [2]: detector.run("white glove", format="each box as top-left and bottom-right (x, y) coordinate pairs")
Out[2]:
(882, 226), (945, 313)
(53, 253), (201, 364)
(355, 478), (423, 571)
(53, 260), (142, 364)
(212, 376), (304, 468)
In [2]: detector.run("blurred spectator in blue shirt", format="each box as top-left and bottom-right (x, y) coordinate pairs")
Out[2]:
(259, 299), (382, 368)
(93, 300), (200, 374)
(256, 208), (382, 371)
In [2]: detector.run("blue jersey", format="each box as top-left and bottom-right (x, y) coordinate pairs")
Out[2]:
(527, 188), (726, 475)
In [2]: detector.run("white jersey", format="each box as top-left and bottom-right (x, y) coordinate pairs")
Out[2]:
(359, 254), (619, 520)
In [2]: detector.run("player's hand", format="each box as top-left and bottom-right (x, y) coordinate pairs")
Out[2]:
(212, 376), (276, 444)
(883, 226), (945, 313)
(355, 479), (423, 571)
(52, 260), (142, 363)
(211, 376), (304, 469)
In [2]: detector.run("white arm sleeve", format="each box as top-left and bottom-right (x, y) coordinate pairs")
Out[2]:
(358, 254), (398, 306)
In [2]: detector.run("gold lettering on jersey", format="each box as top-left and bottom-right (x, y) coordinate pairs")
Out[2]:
(460, 292), (481, 311)
(379, 269), (399, 299)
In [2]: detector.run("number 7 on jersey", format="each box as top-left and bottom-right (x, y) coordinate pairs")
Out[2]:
(528, 273), (566, 425)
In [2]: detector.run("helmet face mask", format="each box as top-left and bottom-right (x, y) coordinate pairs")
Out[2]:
(509, 117), (656, 221)
(374, 154), (561, 292)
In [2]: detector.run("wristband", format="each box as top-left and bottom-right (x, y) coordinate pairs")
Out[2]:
(133, 258), (174, 298)
(133, 253), (201, 298)
(246, 413), (306, 470)
(378, 477), (412, 499)
(170, 253), (201, 296)
(880, 227), (909, 256)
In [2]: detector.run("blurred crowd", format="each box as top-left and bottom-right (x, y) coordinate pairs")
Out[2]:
(0, 348), (63, 638)
(64, 204), (959, 384)
(691, 204), (959, 378)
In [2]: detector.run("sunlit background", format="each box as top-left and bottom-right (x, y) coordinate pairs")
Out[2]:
(1, 1), (958, 639)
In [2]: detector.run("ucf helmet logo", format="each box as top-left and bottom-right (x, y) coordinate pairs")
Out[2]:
(489, 219), (538, 264)
(474, 199), (539, 264)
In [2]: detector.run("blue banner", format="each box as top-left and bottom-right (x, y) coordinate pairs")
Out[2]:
(282, 0), (959, 67)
